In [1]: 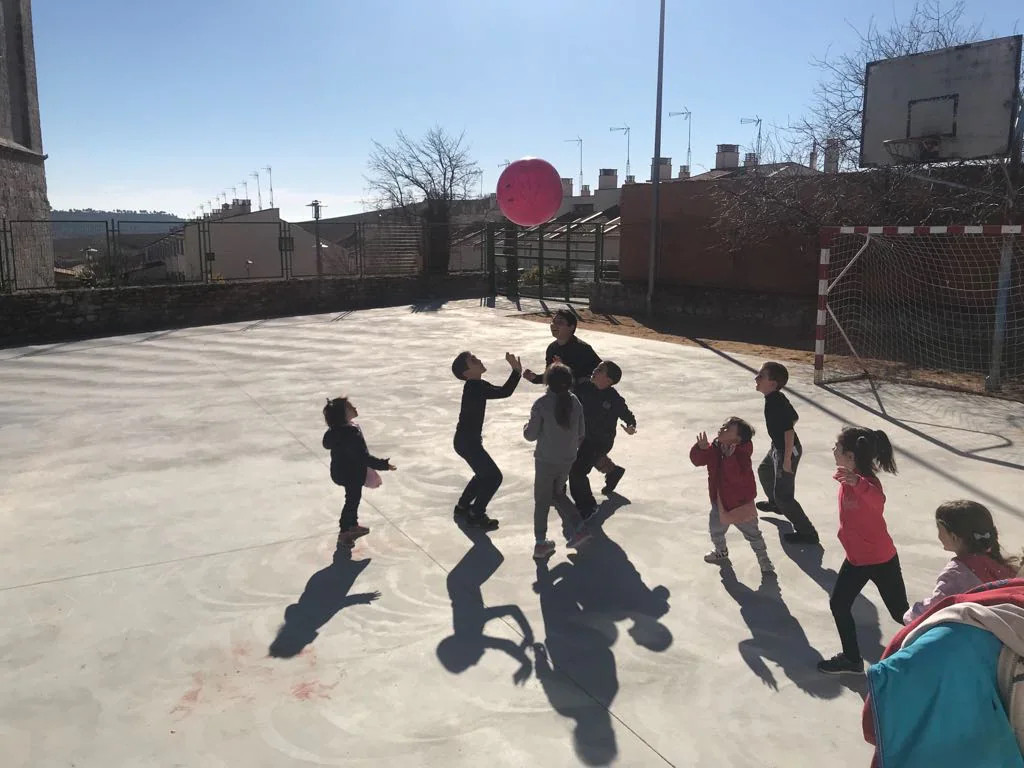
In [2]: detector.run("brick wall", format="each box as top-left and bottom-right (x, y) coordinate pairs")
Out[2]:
(0, 273), (489, 348)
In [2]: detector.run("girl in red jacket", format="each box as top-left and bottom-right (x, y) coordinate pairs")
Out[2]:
(690, 417), (775, 575)
(818, 426), (907, 676)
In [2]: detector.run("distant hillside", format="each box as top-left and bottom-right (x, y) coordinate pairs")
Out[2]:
(51, 209), (185, 239)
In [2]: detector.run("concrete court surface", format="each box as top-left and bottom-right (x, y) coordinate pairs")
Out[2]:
(1, 297), (1022, 768)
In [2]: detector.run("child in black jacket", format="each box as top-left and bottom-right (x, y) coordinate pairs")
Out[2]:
(322, 397), (395, 548)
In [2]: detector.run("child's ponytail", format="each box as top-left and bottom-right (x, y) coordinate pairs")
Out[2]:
(545, 363), (574, 429)
(872, 430), (897, 474)
(839, 426), (898, 476)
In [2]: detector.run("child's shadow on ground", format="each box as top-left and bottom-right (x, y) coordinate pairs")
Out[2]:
(537, 498), (673, 766)
(762, 516), (885, 669)
(436, 528), (534, 686)
(718, 565), (867, 698)
(269, 549), (380, 658)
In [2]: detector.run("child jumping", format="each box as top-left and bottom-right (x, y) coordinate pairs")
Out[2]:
(819, 426), (908, 676)
(754, 361), (819, 545)
(690, 417), (775, 575)
(523, 362), (591, 560)
(452, 350), (522, 530)
(904, 499), (1018, 623)
(322, 397), (396, 549)
(570, 360), (636, 519)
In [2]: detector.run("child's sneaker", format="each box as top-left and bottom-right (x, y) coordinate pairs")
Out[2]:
(817, 654), (864, 676)
(703, 548), (730, 564)
(467, 512), (499, 531)
(566, 526), (592, 549)
(601, 466), (626, 495)
(533, 540), (556, 560)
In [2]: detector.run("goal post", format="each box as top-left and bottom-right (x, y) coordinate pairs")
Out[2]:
(814, 225), (1023, 397)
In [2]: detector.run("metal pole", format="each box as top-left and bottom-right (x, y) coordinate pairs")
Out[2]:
(646, 0), (666, 317)
(251, 171), (262, 210)
(986, 233), (1014, 390)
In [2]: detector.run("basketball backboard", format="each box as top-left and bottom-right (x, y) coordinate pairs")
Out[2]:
(859, 35), (1022, 167)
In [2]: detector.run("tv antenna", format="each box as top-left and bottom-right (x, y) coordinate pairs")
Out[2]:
(240, 179), (249, 203)
(564, 136), (583, 193)
(741, 115), (762, 162)
(263, 166), (274, 209)
(668, 108), (692, 173)
(250, 171), (263, 210)
(610, 125), (631, 179)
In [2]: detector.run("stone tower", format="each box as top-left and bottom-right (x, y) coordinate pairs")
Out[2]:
(0, 0), (52, 289)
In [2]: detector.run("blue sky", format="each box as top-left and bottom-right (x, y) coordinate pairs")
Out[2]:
(32, 0), (1023, 221)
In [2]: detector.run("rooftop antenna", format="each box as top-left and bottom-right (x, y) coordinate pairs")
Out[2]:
(564, 136), (583, 193)
(610, 125), (631, 179)
(250, 171), (263, 210)
(668, 108), (692, 172)
(263, 166), (274, 209)
(499, 159), (510, 168)
(231, 185), (237, 201)
(240, 179), (249, 203)
(741, 115), (762, 162)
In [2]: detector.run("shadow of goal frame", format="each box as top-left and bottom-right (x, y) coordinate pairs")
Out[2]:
(814, 225), (1023, 399)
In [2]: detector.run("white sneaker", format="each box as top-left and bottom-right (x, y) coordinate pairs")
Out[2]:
(533, 540), (556, 560)
(704, 549), (730, 564)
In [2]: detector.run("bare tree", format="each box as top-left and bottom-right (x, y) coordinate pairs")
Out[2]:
(794, 0), (982, 170)
(365, 127), (480, 273)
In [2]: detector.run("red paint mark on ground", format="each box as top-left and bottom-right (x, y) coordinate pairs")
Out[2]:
(170, 673), (204, 716)
(291, 680), (337, 701)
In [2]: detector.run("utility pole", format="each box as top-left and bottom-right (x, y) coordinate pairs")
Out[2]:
(264, 166), (274, 209)
(647, 0), (666, 317)
(610, 125), (631, 179)
(669, 108), (692, 172)
(307, 199), (325, 277)
(251, 171), (263, 210)
(564, 136), (583, 194)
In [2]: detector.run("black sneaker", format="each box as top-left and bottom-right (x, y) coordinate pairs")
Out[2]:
(817, 654), (864, 676)
(602, 466), (625, 495)
(453, 503), (470, 522)
(467, 512), (499, 531)
(784, 531), (820, 545)
(756, 501), (779, 512)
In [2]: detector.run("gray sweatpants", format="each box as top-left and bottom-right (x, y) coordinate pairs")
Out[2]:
(709, 502), (769, 559)
(534, 458), (584, 541)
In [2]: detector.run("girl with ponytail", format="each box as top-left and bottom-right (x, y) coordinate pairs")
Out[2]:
(523, 363), (590, 559)
(904, 500), (1019, 623)
(818, 426), (909, 676)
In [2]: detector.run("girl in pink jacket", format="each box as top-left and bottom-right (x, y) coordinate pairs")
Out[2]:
(904, 499), (1019, 623)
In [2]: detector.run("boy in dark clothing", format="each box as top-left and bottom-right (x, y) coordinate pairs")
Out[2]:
(452, 350), (523, 531)
(754, 361), (819, 545)
(322, 397), (395, 549)
(569, 361), (637, 520)
(523, 309), (601, 388)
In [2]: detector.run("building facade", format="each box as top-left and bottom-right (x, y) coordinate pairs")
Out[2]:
(0, 0), (52, 289)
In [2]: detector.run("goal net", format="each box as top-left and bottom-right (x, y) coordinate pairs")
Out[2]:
(814, 226), (1024, 400)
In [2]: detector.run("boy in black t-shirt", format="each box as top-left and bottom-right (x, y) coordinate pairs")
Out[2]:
(452, 350), (522, 530)
(754, 361), (819, 545)
(569, 361), (637, 520)
(523, 309), (601, 388)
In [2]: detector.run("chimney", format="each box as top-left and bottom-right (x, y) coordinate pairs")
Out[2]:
(624, 175), (636, 184)
(809, 140), (819, 172)
(560, 177), (574, 197)
(744, 152), (758, 168)
(678, 165), (690, 179)
(715, 144), (740, 170)
(598, 168), (618, 190)
(581, 184), (591, 197)
(823, 138), (841, 174)
(651, 157), (672, 181)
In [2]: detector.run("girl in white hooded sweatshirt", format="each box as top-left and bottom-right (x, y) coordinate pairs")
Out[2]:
(524, 362), (591, 560)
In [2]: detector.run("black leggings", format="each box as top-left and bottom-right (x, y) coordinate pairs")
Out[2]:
(830, 555), (909, 662)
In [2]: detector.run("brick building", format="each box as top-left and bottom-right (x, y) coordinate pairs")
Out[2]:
(0, 0), (52, 289)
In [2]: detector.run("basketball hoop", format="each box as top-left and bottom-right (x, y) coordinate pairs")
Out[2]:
(882, 135), (943, 165)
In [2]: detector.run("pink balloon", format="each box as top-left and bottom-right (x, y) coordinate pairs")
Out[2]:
(496, 158), (563, 227)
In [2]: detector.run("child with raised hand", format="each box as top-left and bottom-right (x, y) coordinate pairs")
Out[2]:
(452, 350), (523, 531)
(690, 417), (775, 575)
(322, 397), (396, 550)
(524, 362), (591, 560)
(819, 426), (908, 676)
(904, 500), (1018, 623)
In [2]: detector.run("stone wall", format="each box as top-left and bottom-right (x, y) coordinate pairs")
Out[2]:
(0, 273), (489, 348)
(591, 281), (817, 335)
